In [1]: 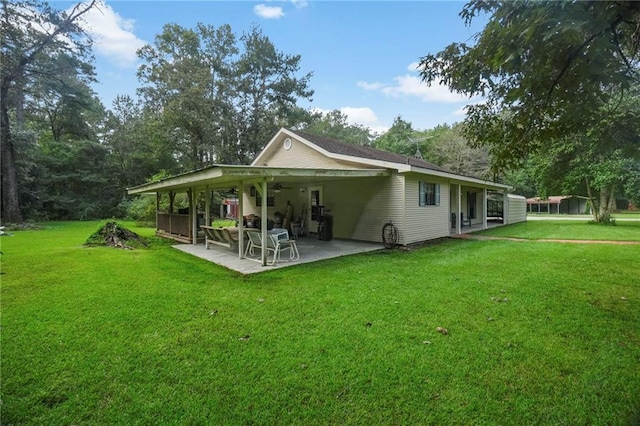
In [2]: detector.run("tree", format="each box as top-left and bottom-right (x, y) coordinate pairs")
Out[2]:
(102, 95), (177, 192)
(374, 116), (416, 155)
(519, 89), (640, 221)
(427, 124), (491, 179)
(137, 23), (313, 168)
(299, 109), (372, 145)
(1, 0), (97, 222)
(420, 0), (640, 221)
(233, 26), (314, 163)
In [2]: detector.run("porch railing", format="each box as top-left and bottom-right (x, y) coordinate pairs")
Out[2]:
(157, 213), (191, 238)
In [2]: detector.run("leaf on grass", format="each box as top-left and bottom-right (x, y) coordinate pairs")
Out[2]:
(238, 335), (250, 341)
(436, 326), (449, 335)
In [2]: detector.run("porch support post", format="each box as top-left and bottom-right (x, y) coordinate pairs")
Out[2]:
(238, 182), (244, 259)
(457, 184), (462, 235)
(204, 187), (210, 226)
(156, 193), (160, 232)
(260, 180), (268, 266)
(169, 191), (175, 235)
(190, 188), (197, 245)
(483, 187), (488, 230)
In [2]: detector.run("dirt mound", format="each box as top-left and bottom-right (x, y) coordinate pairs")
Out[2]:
(84, 221), (148, 249)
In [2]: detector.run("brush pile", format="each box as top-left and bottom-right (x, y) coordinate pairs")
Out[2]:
(84, 221), (148, 249)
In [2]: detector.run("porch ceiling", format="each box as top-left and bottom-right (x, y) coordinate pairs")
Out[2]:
(127, 165), (390, 195)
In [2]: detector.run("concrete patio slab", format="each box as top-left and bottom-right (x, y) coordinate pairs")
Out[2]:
(173, 237), (383, 274)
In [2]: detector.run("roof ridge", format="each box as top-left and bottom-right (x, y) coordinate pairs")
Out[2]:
(289, 129), (447, 172)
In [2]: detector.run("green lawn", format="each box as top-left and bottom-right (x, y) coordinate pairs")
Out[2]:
(478, 220), (640, 241)
(2, 221), (639, 424)
(527, 211), (640, 219)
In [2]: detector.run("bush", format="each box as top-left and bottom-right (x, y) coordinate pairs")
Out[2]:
(125, 196), (157, 226)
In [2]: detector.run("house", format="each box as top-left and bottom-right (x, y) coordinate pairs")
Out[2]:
(526, 195), (591, 215)
(127, 128), (526, 265)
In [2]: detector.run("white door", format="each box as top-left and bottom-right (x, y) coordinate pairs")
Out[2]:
(308, 185), (323, 234)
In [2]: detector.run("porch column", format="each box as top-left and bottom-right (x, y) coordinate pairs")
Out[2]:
(260, 180), (268, 266)
(238, 182), (244, 259)
(457, 184), (462, 235)
(190, 188), (197, 245)
(482, 188), (488, 230)
(156, 193), (160, 232)
(169, 191), (175, 235)
(204, 187), (210, 226)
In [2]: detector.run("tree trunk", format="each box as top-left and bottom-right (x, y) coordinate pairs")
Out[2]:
(597, 186), (615, 223)
(1, 83), (22, 223)
(585, 177), (599, 221)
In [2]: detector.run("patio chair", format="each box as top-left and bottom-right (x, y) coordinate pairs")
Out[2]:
(461, 213), (471, 227)
(244, 230), (264, 257)
(268, 229), (299, 262)
(244, 230), (297, 265)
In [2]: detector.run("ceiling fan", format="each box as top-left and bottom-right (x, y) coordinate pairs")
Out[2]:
(272, 183), (292, 192)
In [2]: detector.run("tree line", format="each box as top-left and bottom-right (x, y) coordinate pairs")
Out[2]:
(2, 0), (638, 224)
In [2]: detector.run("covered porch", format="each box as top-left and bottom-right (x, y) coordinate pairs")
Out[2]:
(449, 182), (509, 235)
(173, 237), (383, 274)
(127, 165), (390, 267)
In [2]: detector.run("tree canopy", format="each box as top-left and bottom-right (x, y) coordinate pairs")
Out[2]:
(420, 0), (640, 220)
(299, 109), (372, 145)
(1, 0), (98, 222)
(137, 23), (314, 168)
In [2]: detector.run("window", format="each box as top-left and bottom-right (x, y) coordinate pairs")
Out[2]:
(419, 181), (440, 206)
(251, 187), (275, 206)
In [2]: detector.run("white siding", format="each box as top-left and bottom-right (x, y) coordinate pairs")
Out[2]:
(507, 194), (527, 224)
(403, 175), (451, 244)
(322, 175), (405, 243)
(263, 138), (373, 170)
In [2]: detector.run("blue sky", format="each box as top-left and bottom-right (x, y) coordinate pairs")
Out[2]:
(64, 0), (484, 134)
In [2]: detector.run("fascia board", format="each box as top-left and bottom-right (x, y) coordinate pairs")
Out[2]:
(402, 166), (512, 190)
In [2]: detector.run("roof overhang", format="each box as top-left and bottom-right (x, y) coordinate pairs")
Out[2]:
(403, 166), (512, 191)
(127, 165), (391, 195)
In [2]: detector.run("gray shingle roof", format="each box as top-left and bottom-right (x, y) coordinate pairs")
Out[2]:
(289, 129), (448, 173)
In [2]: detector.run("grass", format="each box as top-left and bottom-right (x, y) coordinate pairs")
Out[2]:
(478, 220), (640, 241)
(2, 221), (640, 424)
(527, 211), (640, 219)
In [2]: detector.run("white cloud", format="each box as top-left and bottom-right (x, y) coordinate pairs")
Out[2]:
(291, 0), (308, 8)
(340, 107), (378, 126)
(452, 106), (468, 116)
(360, 74), (473, 104)
(341, 107), (388, 135)
(356, 81), (384, 91)
(358, 62), (478, 104)
(78, 1), (146, 68)
(254, 4), (285, 19)
(311, 107), (388, 135)
(406, 61), (423, 72)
